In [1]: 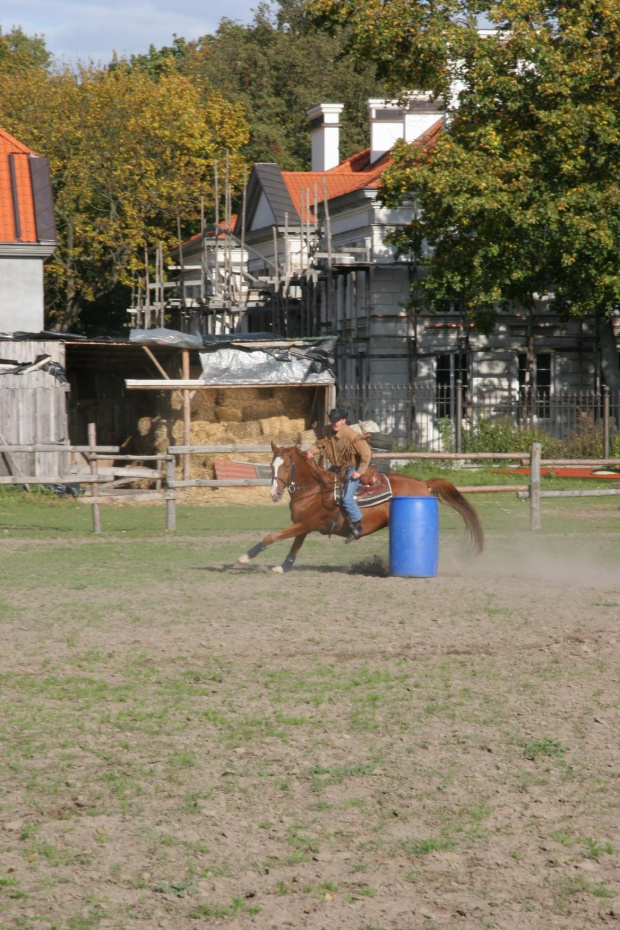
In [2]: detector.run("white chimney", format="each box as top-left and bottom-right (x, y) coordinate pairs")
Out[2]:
(403, 95), (444, 141)
(367, 99), (407, 162)
(368, 96), (443, 161)
(307, 103), (344, 172)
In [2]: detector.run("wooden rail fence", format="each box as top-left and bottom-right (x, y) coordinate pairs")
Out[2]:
(2, 434), (618, 534)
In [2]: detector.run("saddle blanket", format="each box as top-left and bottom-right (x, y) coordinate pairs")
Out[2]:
(335, 471), (392, 508)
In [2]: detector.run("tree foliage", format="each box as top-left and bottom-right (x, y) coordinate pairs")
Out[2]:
(0, 2), (386, 332)
(0, 57), (248, 331)
(311, 0), (620, 387)
(132, 1), (387, 170)
(0, 25), (51, 73)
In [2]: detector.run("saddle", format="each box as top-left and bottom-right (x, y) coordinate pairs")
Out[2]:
(334, 466), (392, 509)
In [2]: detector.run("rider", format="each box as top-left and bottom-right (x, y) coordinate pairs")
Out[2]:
(306, 408), (372, 542)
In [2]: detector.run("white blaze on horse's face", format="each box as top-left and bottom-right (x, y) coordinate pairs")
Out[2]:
(271, 455), (285, 501)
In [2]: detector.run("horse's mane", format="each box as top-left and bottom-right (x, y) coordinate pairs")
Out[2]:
(289, 445), (332, 483)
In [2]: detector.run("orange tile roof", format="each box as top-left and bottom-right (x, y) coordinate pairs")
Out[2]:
(181, 216), (238, 248)
(0, 127), (40, 243)
(282, 119), (442, 220)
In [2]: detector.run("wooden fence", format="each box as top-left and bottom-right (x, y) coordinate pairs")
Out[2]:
(1, 439), (619, 535)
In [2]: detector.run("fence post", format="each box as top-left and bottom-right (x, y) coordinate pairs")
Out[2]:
(530, 441), (541, 531)
(182, 349), (191, 480)
(455, 379), (462, 453)
(603, 386), (610, 459)
(166, 453), (177, 531)
(88, 422), (102, 534)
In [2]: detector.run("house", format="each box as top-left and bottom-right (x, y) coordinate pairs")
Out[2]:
(0, 126), (57, 333)
(167, 99), (620, 446)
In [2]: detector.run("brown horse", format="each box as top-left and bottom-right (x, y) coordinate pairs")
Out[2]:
(234, 443), (484, 573)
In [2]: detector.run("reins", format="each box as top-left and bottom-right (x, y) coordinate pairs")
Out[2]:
(275, 449), (338, 502)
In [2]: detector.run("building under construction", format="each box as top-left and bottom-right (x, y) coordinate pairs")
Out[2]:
(130, 97), (619, 444)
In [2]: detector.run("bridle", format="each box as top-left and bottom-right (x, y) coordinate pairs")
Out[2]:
(272, 454), (297, 493)
(272, 450), (337, 499)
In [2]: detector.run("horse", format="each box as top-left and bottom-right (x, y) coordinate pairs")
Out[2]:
(234, 442), (484, 573)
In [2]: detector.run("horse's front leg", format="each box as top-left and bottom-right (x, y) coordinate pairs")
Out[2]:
(272, 533), (307, 573)
(234, 523), (308, 570)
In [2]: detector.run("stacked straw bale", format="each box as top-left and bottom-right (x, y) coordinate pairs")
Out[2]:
(122, 384), (319, 501)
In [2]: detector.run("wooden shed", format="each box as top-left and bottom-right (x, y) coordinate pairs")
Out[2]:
(0, 339), (69, 477)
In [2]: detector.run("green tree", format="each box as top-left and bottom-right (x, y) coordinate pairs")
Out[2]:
(0, 60), (248, 332)
(132, 1), (387, 170)
(311, 0), (620, 389)
(0, 24), (51, 72)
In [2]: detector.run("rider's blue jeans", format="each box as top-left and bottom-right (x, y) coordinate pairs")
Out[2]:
(342, 466), (362, 523)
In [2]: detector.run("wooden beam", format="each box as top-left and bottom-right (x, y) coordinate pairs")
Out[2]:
(171, 478), (270, 487)
(0, 475), (100, 485)
(125, 380), (335, 390)
(170, 443), (273, 454)
(141, 345), (170, 380)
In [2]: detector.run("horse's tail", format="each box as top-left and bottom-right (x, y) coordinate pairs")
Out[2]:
(426, 478), (484, 555)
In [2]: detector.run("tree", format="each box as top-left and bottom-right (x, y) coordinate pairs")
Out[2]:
(0, 60), (248, 331)
(310, 0), (620, 389)
(0, 24), (51, 72)
(131, 1), (387, 171)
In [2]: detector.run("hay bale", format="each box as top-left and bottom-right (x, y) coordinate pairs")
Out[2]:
(214, 404), (243, 423)
(242, 398), (285, 420)
(137, 416), (152, 437)
(124, 416), (171, 455)
(216, 387), (270, 406)
(185, 421), (230, 443)
(191, 390), (218, 418)
(299, 428), (318, 446)
(260, 416), (306, 439)
(272, 387), (314, 418)
(169, 391), (183, 411)
(225, 420), (263, 443)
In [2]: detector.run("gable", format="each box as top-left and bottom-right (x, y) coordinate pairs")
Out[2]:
(240, 163), (299, 235)
(251, 190), (277, 230)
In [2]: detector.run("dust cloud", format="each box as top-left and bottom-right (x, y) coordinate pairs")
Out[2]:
(444, 535), (619, 592)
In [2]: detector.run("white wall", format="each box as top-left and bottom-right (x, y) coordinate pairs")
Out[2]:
(0, 258), (45, 333)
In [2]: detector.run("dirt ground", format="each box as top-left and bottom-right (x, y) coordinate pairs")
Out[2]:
(0, 511), (619, 930)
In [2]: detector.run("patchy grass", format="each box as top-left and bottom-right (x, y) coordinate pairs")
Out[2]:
(0, 496), (618, 927)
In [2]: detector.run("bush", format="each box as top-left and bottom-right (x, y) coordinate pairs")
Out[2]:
(462, 413), (620, 458)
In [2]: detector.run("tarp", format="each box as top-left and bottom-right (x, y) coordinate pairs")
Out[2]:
(198, 343), (335, 385)
(128, 328), (292, 348)
(0, 352), (68, 384)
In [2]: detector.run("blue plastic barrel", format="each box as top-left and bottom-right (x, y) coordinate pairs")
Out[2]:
(389, 495), (439, 577)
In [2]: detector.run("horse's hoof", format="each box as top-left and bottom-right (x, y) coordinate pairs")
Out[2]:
(272, 565), (284, 573)
(233, 560), (247, 569)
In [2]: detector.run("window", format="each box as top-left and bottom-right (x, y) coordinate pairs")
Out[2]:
(518, 353), (552, 418)
(436, 353), (469, 419)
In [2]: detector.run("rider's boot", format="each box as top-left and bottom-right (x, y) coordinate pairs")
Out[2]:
(345, 520), (363, 543)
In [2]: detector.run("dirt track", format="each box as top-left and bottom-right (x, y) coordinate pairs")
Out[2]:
(0, 520), (619, 929)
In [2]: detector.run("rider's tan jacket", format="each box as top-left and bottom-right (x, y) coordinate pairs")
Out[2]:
(309, 424), (372, 476)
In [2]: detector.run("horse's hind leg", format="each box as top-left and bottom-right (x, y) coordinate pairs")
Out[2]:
(234, 522), (308, 570)
(272, 533), (307, 573)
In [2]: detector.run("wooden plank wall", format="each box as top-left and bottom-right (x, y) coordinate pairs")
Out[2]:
(0, 340), (70, 477)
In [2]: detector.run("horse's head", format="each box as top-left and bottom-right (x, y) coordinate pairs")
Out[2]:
(270, 442), (297, 502)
